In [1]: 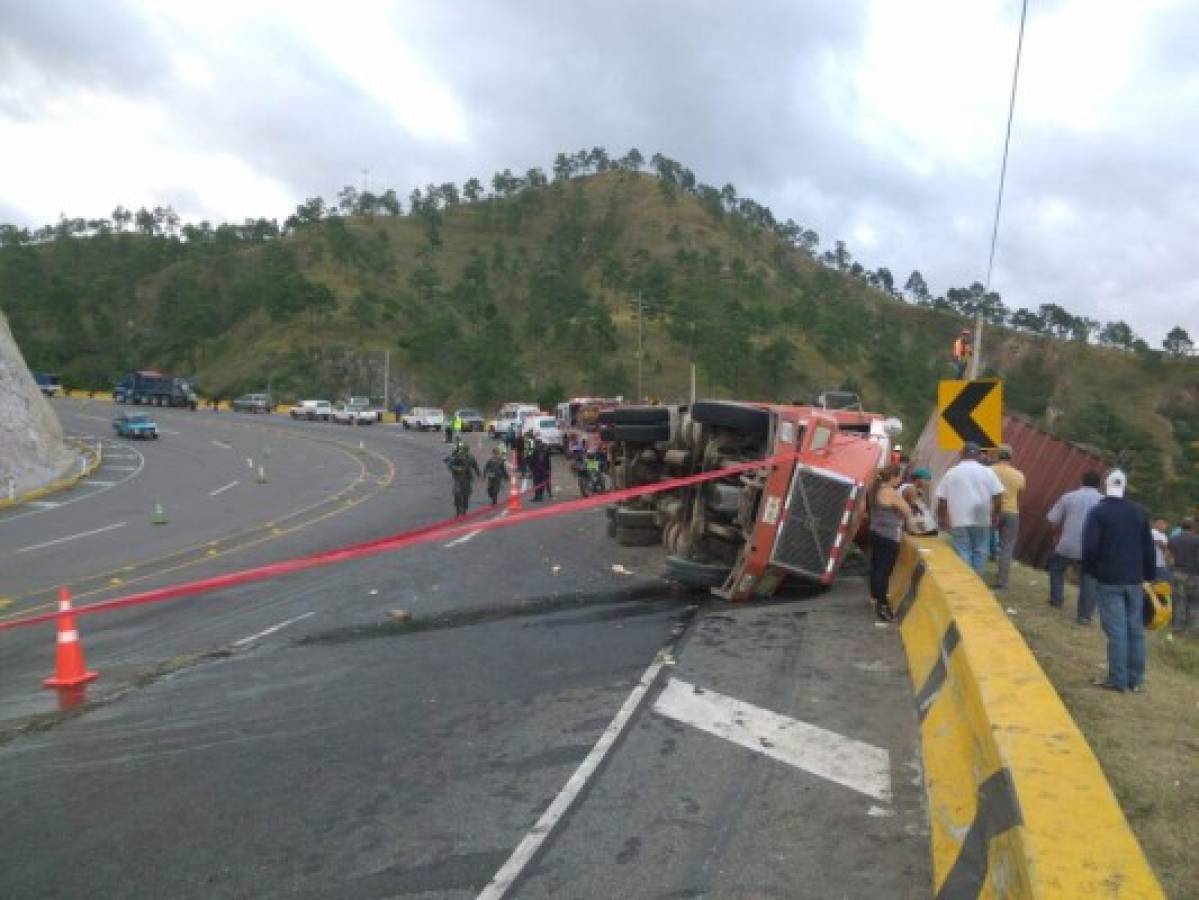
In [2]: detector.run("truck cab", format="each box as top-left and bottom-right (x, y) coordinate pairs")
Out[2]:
(601, 400), (901, 601)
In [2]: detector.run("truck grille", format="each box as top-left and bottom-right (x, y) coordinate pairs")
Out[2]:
(770, 465), (858, 580)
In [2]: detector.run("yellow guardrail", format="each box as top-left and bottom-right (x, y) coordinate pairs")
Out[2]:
(889, 536), (1163, 898)
(0, 438), (103, 511)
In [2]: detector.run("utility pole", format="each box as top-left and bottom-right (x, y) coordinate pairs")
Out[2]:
(382, 348), (390, 415)
(635, 290), (644, 403)
(688, 321), (696, 406)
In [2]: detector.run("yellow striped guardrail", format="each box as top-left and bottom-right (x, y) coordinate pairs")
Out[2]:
(0, 437), (103, 511)
(889, 536), (1163, 899)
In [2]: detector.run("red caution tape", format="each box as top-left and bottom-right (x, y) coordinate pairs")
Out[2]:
(0, 453), (790, 633)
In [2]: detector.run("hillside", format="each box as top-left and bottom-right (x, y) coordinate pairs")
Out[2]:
(1, 168), (1196, 514)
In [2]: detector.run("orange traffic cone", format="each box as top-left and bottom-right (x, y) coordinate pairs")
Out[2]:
(508, 451), (522, 512)
(43, 586), (98, 689)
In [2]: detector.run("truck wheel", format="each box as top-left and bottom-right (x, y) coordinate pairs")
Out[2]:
(690, 401), (771, 435)
(611, 423), (670, 443)
(615, 527), (661, 547)
(664, 555), (732, 588)
(614, 507), (658, 530)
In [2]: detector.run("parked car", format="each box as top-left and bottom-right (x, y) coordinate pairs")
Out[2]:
(113, 412), (158, 439)
(524, 414), (563, 451)
(332, 401), (379, 425)
(454, 409), (485, 432)
(233, 393), (273, 414)
(400, 407), (446, 431)
(290, 399), (333, 421)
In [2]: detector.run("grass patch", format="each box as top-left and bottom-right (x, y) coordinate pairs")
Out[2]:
(999, 562), (1198, 898)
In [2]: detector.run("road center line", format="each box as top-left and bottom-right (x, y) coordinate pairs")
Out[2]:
(652, 677), (892, 801)
(209, 480), (240, 497)
(445, 510), (507, 547)
(478, 653), (667, 900)
(232, 611), (315, 647)
(17, 521), (129, 554)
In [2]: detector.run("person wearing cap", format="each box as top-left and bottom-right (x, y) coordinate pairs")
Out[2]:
(952, 329), (973, 379)
(1046, 471), (1103, 622)
(934, 442), (1004, 574)
(900, 467), (937, 535)
(1167, 517), (1199, 632)
(990, 444), (1025, 590)
(1081, 470), (1156, 693)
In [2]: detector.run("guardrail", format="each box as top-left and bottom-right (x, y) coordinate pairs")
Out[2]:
(0, 438), (103, 511)
(890, 536), (1163, 898)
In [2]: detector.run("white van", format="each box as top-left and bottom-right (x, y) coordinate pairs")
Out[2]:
(401, 407), (446, 431)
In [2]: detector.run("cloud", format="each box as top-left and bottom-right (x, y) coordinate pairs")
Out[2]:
(0, 0), (1194, 344)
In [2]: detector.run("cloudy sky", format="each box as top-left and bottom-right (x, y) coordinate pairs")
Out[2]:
(2, 0), (1195, 343)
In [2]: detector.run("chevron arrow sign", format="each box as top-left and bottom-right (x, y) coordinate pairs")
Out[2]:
(937, 380), (1003, 451)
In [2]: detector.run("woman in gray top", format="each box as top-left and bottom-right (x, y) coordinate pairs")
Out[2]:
(868, 464), (912, 621)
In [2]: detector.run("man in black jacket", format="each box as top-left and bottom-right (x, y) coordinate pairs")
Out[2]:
(1081, 470), (1156, 693)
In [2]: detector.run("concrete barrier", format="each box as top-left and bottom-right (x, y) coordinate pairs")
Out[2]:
(890, 536), (1163, 899)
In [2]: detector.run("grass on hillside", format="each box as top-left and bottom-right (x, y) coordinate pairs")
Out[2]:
(997, 562), (1198, 898)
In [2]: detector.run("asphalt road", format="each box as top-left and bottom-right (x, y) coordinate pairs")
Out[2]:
(0, 399), (929, 898)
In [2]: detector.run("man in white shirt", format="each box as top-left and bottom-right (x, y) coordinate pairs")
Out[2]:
(934, 442), (1005, 575)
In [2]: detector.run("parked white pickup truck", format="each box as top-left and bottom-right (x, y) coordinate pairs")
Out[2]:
(400, 407), (446, 431)
(332, 399), (379, 425)
(290, 399), (333, 421)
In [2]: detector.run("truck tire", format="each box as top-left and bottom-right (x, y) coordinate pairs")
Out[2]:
(606, 406), (671, 426)
(614, 507), (658, 530)
(611, 423), (670, 444)
(690, 401), (771, 435)
(664, 555), (732, 588)
(615, 527), (661, 547)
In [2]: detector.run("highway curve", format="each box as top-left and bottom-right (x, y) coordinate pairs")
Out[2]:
(0, 399), (929, 899)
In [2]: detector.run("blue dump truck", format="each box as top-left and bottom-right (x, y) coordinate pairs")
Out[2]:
(34, 372), (63, 397)
(113, 370), (198, 409)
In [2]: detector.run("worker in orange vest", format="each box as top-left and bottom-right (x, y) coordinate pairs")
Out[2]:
(953, 329), (973, 379)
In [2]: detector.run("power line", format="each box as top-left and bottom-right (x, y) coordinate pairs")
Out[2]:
(972, 0), (1030, 379)
(986, 0), (1030, 291)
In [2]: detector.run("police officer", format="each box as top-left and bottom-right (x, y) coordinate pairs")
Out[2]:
(445, 439), (481, 516)
(483, 447), (510, 506)
(528, 437), (552, 502)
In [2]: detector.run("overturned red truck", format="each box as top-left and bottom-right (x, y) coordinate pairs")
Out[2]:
(600, 396), (901, 601)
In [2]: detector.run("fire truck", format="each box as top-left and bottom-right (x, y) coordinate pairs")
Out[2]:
(600, 397), (901, 600)
(556, 396), (623, 452)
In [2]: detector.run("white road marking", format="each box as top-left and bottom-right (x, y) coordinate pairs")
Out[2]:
(445, 510), (506, 547)
(0, 443), (144, 525)
(158, 429), (180, 436)
(209, 479), (240, 497)
(652, 678), (891, 802)
(478, 654), (667, 900)
(232, 611), (315, 647)
(212, 440), (232, 449)
(17, 521), (129, 554)
(106, 465), (139, 471)
(26, 501), (61, 509)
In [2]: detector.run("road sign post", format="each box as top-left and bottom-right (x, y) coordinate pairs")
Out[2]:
(937, 380), (1003, 451)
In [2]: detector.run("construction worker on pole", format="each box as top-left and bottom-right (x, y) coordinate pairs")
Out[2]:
(445, 438), (481, 517)
(953, 328), (974, 379)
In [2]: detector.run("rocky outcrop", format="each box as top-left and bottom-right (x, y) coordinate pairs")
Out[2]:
(0, 311), (75, 495)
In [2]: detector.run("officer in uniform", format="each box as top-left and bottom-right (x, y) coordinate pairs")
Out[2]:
(445, 439), (481, 516)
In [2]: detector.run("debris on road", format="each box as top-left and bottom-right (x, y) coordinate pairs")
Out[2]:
(387, 609), (412, 623)
(611, 564), (633, 576)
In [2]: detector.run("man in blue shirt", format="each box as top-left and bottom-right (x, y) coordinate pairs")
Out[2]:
(1081, 470), (1157, 693)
